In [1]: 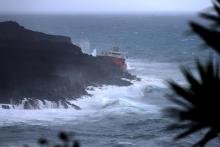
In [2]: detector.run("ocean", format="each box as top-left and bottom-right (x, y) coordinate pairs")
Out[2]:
(0, 14), (219, 147)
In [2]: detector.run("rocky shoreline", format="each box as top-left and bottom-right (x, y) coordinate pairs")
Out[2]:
(0, 21), (137, 109)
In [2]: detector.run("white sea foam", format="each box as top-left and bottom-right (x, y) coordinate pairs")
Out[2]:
(0, 79), (160, 127)
(0, 98), (79, 110)
(74, 81), (159, 113)
(0, 59), (171, 127)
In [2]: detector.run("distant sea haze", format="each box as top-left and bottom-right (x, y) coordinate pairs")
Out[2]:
(0, 14), (219, 147)
(0, 14), (206, 63)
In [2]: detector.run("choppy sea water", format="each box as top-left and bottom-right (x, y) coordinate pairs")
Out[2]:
(0, 14), (219, 147)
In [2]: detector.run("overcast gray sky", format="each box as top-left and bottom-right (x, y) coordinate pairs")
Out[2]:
(0, 0), (212, 14)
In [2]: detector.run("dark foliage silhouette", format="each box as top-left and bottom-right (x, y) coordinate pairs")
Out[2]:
(166, 0), (220, 146)
(190, 0), (220, 54)
(37, 132), (80, 147)
(167, 59), (220, 146)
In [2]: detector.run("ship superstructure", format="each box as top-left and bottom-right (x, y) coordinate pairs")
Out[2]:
(100, 46), (127, 71)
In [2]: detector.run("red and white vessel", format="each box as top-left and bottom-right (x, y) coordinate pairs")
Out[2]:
(100, 46), (127, 71)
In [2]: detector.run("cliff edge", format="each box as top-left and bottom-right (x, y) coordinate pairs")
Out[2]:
(0, 21), (136, 109)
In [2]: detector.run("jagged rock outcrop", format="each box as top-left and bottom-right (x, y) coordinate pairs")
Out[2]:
(0, 21), (136, 109)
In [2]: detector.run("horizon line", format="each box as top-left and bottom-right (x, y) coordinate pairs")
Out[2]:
(0, 11), (199, 16)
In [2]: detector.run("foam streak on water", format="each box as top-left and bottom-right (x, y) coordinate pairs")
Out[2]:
(0, 59), (219, 147)
(0, 59), (172, 146)
(0, 14), (219, 146)
(0, 60), (162, 126)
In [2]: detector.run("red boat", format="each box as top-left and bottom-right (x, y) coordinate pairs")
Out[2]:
(100, 47), (127, 71)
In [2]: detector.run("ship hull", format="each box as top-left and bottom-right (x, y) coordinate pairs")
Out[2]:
(98, 56), (127, 71)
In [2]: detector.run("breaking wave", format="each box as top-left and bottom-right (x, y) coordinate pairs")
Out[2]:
(0, 58), (166, 124)
(0, 58), (169, 112)
(0, 98), (80, 110)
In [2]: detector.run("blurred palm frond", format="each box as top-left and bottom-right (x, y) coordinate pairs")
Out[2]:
(190, 0), (220, 54)
(190, 22), (220, 54)
(166, 59), (220, 147)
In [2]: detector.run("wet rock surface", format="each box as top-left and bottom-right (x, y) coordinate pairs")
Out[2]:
(0, 21), (136, 109)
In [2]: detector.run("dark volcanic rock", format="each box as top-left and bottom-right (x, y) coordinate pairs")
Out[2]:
(0, 21), (136, 107)
(1, 105), (10, 109)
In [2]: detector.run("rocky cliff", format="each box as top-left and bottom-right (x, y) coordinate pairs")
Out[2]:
(0, 21), (136, 109)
